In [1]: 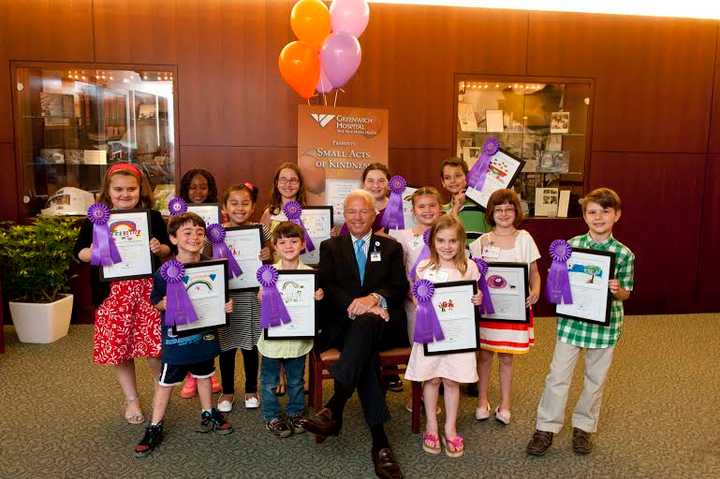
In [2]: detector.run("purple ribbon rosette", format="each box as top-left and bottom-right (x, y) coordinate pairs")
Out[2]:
(412, 279), (445, 344)
(379, 175), (407, 231)
(409, 229), (432, 282)
(257, 265), (292, 329)
(546, 239), (573, 304)
(160, 259), (199, 326)
(87, 203), (122, 266)
(283, 201), (315, 252)
(168, 197), (188, 216)
(466, 137), (500, 191)
(206, 223), (243, 278)
(472, 257), (496, 315)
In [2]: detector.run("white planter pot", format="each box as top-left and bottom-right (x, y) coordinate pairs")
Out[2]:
(9, 294), (74, 344)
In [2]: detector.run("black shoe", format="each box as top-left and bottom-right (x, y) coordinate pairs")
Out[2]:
(372, 447), (403, 479)
(572, 427), (593, 455)
(197, 408), (234, 435)
(386, 378), (404, 393)
(134, 423), (163, 458)
(526, 430), (554, 456)
(288, 415), (306, 434)
(266, 417), (293, 438)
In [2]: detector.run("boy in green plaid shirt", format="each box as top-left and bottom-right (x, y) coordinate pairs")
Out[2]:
(527, 188), (634, 456)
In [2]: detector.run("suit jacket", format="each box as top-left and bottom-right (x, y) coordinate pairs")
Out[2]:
(318, 233), (409, 350)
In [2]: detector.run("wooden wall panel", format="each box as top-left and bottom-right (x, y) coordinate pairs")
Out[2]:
(709, 30), (720, 153)
(589, 152), (706, 313)
(0, 142), (18, 222)
(697, 154), (720, 311)
(527, 12), (716, 154)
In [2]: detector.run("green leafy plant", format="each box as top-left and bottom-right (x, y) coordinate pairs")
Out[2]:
(0, 216), (80, 303)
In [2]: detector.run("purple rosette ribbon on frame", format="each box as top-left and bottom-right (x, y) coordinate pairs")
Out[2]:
(168, 197), (188, 216)
(206, 224), (243, 278)
(466, 137), (500, 192)
(160, 259), (199, 326)
(283, 201), (315, 252)
(472, 257), (495, 315)
(87, 203), (122, 266)
(409, 229), (432, 282)
(546, 239), (573, 304)
(257, 265), (292, 329)
(379, 175), (407, 230)
(412, 279), (445, 344)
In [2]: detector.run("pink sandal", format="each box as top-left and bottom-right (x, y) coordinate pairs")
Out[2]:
(422, 432), (441, 455)
(441, 435), (465, 458)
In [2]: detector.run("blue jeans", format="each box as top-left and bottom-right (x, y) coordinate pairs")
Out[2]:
(260, 355), (306, 422)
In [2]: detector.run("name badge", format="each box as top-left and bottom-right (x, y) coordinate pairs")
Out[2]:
(424, 269), (449, 282)
(410, 236), (423, 250)
(483, 246), (500, 260)
(370, 251), (382, 262)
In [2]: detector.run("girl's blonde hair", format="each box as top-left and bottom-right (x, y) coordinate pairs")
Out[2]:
(98, 170), (153, 209)
(420, 214), (468, 275)
(410, 186), (442, 207)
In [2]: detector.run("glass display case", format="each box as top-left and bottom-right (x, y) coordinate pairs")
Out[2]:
(12, 64), (177, 217)
(455, 76), (593, 217)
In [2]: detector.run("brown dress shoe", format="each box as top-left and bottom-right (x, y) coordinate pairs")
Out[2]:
(297, 408), (340, 439)
(372, 447), (403, 479)
(572, 427), (593, 454)
(526, 430), (554, 456)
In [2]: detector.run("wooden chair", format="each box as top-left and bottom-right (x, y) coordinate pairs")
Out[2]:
(308, 347), (421, 434)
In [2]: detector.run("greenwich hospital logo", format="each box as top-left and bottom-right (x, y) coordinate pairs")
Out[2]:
(310, 113), (336, 128)
(309, 112), (380, 137)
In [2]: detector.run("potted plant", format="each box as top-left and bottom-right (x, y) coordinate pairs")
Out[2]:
(0, 216), (80, 343)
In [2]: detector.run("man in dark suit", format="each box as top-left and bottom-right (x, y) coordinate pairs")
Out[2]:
(300, 190), (408, 479)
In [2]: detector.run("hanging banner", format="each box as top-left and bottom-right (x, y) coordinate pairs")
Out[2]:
(298, 105), (388, 224)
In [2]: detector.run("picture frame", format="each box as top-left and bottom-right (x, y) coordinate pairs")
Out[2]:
(550, 111), (570, 133)
(538, 151), (569, 173)
(173, 259), (229, 337)
(263, 270), (317, 340)
(465, 148), (525, 210)
(100, 209), (154, 281)
(480, 262), (530, 324)
(187, 203), (222, 227)
(299, 206), (334, 266)
(225, 225), (264, 291)
(423, 281), (480, 356)
(556, 248), (616, 326)
(534, 187), (559, 217)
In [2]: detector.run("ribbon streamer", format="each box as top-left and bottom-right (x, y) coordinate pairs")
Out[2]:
(283, 201), (315, 252)
(466, 137), (500, 192)
(412, 279), (445, 344)
(206, 224), (242, 278)
(409, 229), (432, 282)
(472, 257), (496, 315)
(168, 197), (188, 216)
(379, 175), (407, 230)
(257, 265), (292, 329)
(88, 203), (122, 267)
(546, 239), (573, 304)
(160, 259), (199, 326)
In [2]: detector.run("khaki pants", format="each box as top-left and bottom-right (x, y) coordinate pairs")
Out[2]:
(536, 340), (615, 434)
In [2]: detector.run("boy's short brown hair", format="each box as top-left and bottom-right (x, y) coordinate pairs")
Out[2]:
(168, 212), (206, 237)
(579, 187), (622, 212)
(439, 157), (468, 178)
(272, 221), (305, 243)
(485, 188), (524, 228)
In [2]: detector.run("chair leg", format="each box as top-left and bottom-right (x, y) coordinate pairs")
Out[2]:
(313, 360), (324, 411)
(411, 381), (422, 434)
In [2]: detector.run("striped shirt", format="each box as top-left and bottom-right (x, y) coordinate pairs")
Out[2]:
(557, 233), (635, 349)
(442, 198), (490, 245)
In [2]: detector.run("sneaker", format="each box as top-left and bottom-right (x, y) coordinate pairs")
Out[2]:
(211, 375), (222, 394)
(245, 396), (260, 409)
(197, 408), (234, 435)
(526, 430), (554, 456)
(572, 427), (593, 455)
(494, 406), (511, 425)
(217, 395), (234, 413)
(180, 375), (197, 399)
(288, 415), (306, 434)
(387, 378), (404, 392)
(134, 423), (163, 458)
(266, 417), (293, 438)
(474, 403), (491, 421)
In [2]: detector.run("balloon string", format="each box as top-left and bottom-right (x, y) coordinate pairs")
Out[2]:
(333, 89), (339, 107)
(323, 92), (327, 106)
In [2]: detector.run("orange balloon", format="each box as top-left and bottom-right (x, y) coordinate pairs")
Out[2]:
(290, 0), (331, 48)
(278, 41), (321, 99)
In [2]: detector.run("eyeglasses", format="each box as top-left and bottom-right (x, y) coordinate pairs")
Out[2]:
(494, 206), (515, 214)
(278, 178), (300, 185)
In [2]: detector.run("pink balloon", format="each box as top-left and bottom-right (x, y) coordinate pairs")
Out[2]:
(316, 66), (334, 93)
(320, 32), (361, 88)
(329, 0), (370, 38)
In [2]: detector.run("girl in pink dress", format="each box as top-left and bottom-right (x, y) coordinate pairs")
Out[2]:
(405, 216), (483, 458)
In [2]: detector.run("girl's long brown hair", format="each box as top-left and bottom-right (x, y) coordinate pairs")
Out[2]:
(267, 162), (306, 215)
(420, 214), (468, 275)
